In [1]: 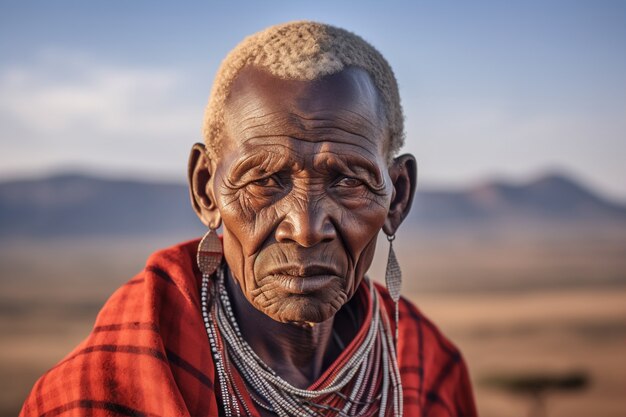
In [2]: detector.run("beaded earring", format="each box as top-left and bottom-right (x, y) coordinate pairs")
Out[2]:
(385, 234), (401, 343)
(197, 227), (223, 277)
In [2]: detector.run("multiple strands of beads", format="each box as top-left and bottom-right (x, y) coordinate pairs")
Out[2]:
(200, 265), (403, 417)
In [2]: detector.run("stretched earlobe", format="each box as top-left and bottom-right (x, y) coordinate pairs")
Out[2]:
(188, 143), (222, 229)
(383, 154), (417, 236)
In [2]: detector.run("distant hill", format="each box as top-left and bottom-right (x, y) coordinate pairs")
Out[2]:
(0, 173), (203, 237)
(1, 171), (625, 238)
(410, 173), (626, 232)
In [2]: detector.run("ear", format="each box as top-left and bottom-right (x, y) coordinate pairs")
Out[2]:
(383, 154), (417, 236)
(188, 143), (222, 229)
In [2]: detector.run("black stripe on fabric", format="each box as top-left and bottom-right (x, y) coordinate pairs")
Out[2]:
(93, 322), (160, 333)
(454, 396), (466, 417)
(405, 307), (458, 358)
(51, 344), (168, 370)
(425, 391), (455, 417)
(145, 264), (201, 310)
(78, 343), (92, 417)
(417, 310), (425, 400)
(404, 306), (462, 417)
(145, 265), (175, 284)
(43, 344), (215, 410)
(34, 370), (48, 415)
(165, 348), (214, 389)
(424, 319), (459, 358)
(401, 305), (426, 411)
(422, 355), (461, 416)
(400, 365), (423, 374)
(39, 400), (158, 417)
(81, 344), (167, 361)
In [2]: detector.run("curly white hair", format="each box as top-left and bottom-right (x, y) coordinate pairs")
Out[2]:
(202, 21), (405, 163)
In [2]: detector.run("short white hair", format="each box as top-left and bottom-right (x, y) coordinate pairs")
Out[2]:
(202, 21), (404, 163)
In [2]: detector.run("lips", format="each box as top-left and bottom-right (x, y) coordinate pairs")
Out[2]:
(267, 264), (337, 277)
(265, 264), (341, 294)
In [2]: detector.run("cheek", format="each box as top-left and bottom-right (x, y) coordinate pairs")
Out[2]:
(217, 187), (281, 294)
(341, 202), (389, 294)
(353, 237), (378, 287)
(217, 185), (277, 252)
(221, 228), (248, 292)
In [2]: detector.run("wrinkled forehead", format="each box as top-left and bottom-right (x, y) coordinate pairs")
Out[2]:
(221, 65), (388, 153)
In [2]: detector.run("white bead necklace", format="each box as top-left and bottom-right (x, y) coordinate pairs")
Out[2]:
(201, 265), (403, 417)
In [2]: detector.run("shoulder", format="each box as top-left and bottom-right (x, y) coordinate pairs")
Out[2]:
(20, 239), (219, 417)
(375, 282), (478, 416)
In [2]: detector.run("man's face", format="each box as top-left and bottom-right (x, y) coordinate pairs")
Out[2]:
(210, 66), (395, 325)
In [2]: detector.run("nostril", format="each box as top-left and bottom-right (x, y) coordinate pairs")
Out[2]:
(274, 212), (336, 247)
(319, 221), (337, 242)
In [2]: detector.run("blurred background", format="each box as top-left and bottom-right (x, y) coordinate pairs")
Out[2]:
(1, 1), (625, 416)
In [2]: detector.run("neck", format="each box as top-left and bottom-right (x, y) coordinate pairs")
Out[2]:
(225, 272), (344, 389)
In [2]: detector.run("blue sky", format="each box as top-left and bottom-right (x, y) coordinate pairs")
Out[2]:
(1, 1), (625, 200)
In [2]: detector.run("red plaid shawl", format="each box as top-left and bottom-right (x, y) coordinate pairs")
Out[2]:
(20, 240), (477, 417)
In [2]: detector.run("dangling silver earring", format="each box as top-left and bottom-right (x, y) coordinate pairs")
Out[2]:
(385, 234), (402, 344)
(197, 227), (223, 277)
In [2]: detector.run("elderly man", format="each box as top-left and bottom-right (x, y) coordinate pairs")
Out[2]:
(21, 22), (476, 417)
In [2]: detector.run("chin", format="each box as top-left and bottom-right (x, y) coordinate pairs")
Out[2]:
(257, 294), (345, 325)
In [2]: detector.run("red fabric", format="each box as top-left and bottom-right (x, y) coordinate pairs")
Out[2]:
(20, 240), (477, 417)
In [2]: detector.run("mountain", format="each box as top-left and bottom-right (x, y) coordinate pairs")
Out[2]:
(409, 173), (626, 230)
(0, 173), (203, 237)
(0, 171), (625, 238)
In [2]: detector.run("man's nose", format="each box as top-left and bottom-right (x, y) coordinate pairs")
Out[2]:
(275, 197), (337, 247)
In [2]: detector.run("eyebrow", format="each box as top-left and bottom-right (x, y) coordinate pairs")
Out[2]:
(313, 151), (385, 188)
(225, 137), (386, 187)
(226, 148), (295, 183)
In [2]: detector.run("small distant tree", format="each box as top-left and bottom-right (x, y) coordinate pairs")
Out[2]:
(481, 370), (589, 417)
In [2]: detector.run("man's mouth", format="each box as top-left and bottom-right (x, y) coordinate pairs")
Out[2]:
(266, 264), (341, 294)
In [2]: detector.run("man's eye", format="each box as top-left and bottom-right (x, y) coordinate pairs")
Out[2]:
(250, 176), (281, 188)
(334, 177), (364, 188)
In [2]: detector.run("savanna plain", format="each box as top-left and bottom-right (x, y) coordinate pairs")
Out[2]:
(1, 231), (625, 417)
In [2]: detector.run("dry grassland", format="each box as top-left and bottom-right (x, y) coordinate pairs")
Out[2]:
(1, 236), (625, 417)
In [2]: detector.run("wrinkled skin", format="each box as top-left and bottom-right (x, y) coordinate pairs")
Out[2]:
(189, 66), (416, 391)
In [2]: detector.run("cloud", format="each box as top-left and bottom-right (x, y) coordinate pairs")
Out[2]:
(0, 49), (205, 179)
(0, 49), (201, 141)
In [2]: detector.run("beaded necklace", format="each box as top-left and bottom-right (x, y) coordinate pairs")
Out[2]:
(200, 265), (403, 417)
